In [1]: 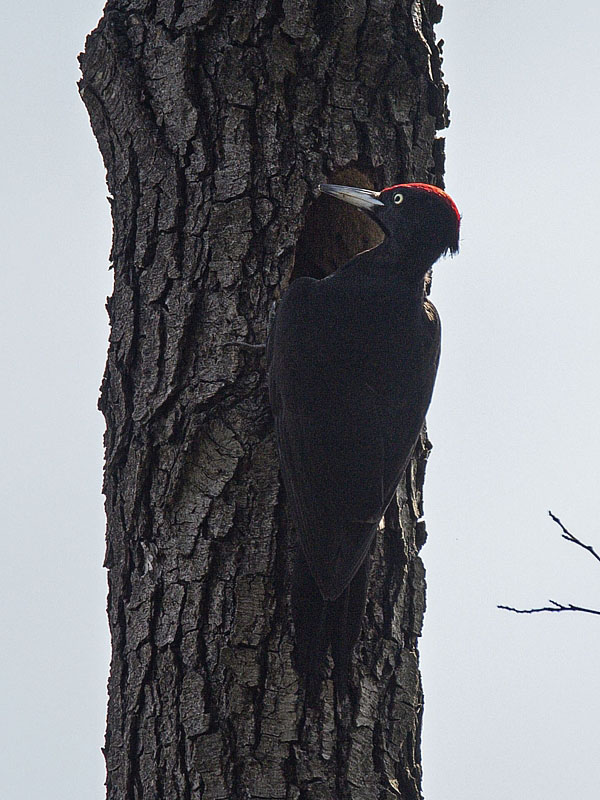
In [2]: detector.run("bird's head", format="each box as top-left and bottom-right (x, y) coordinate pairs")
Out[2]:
(318, 182), (460, 271)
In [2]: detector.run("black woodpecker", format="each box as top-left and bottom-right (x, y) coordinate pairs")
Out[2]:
(267, 182), (460, 697)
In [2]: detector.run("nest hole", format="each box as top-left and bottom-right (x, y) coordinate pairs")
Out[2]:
(291, 166), (385, 282)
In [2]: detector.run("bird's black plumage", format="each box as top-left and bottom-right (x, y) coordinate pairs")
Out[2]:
(267, 182), (460, 697)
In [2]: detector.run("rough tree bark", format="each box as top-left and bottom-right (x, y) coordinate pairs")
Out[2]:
(79, 2), (450, 798)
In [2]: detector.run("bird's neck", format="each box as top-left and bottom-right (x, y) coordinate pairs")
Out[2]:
(340, 240), (430, 299)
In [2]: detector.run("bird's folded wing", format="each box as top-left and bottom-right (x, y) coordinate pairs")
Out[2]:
(275, 399), (390, 600)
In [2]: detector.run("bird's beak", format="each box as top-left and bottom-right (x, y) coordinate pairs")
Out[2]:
(318, 184), (384, 209)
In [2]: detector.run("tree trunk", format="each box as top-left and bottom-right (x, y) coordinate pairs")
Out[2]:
(79, 2), (449, 798)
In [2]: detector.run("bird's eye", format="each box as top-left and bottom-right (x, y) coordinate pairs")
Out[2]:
(393, 192), (404, 205)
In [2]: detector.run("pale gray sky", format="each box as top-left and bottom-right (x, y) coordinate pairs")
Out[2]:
(424, 3), (600, 798)
(1, 3), (599, 799)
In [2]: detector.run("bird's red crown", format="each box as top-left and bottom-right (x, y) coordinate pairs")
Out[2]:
(384, 183), (460, 230)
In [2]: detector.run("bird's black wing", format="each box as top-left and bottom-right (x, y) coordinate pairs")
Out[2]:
(268, 279), (440, 601)
(380, 300), (441, 515)
(275, 397), (385, 600)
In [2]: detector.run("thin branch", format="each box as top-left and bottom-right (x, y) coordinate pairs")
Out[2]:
(498, 512), (600, 616)
(548, 510), (600, 565)
(222, 340), (266, 352)
(498, 599), (600, 616)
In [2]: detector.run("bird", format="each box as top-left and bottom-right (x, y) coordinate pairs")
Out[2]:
(267, 181), (460, 698)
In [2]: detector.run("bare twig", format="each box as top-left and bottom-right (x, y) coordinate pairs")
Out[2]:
(548, 510), (600, 565)
(498, 511), (600, 616)
(222, 340), (266, 352)
(498, 600), (600, 616)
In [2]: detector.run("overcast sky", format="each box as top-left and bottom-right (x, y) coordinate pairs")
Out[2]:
(2, 2), (600, 799)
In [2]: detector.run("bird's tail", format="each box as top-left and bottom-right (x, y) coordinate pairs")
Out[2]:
(292, 549), (370, 702)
